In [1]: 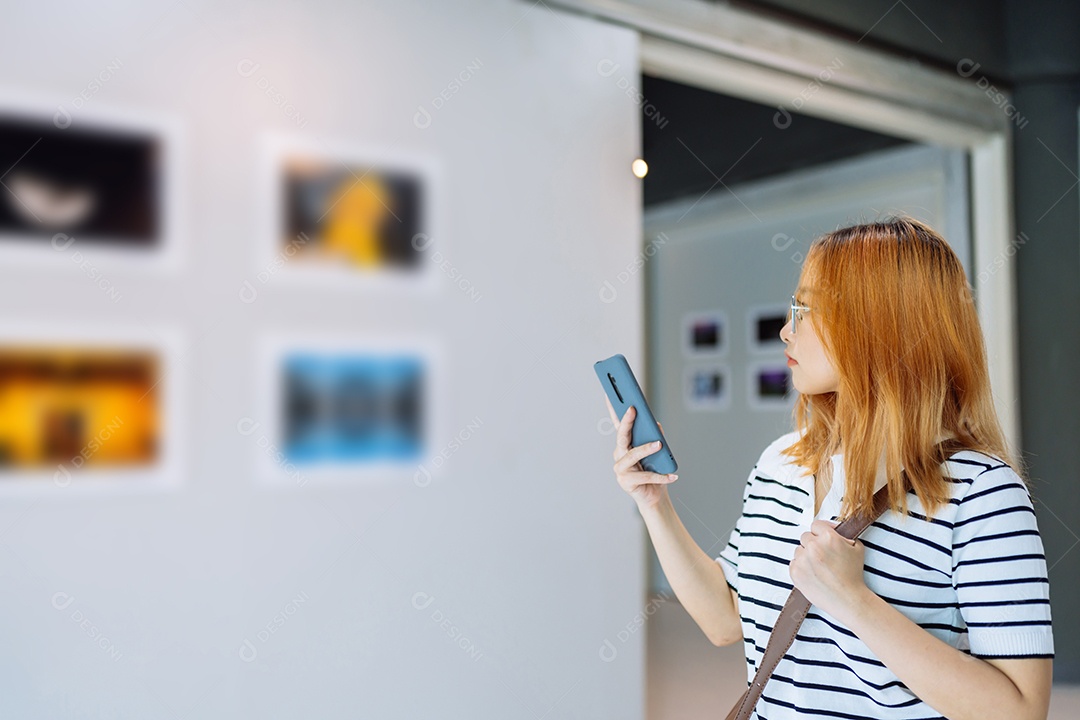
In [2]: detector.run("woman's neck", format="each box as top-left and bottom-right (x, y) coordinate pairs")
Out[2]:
(836, 430), (956, 455)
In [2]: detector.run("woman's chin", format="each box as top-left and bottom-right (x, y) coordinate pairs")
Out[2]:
(790, 379), (826, 396)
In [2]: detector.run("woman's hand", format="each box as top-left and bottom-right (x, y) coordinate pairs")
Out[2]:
(606, 395), (678, 510)
(789, 519), (871, 619)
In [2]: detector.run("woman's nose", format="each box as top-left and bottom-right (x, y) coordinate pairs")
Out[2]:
(779, 318), (792, 343)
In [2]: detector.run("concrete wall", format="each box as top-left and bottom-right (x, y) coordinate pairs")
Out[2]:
(1004, 0), (1080, 684)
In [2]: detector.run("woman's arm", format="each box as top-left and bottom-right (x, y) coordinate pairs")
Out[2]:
(838, 587), (1052, 720)
(638, 490), (743, 646)
(790, 518), (1052, 720)
(606, 400), (743, 647)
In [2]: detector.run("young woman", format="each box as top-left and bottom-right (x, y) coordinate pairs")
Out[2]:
(607, 217), (1053, 719)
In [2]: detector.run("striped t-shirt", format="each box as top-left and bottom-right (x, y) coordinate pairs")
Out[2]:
(716, 430), (1054, 719)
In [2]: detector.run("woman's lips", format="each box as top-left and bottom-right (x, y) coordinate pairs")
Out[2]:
(786, 354), (798, 366)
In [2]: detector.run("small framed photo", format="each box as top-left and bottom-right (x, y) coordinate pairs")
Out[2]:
(681, 309), (727, 358)
(747, 361), (794, 410)
(683, 364), (730, 412)
(251, 333), (444, 487)
(256, 132), (442, 293)
(0, 322), (185, 495)
(0, 89), (184, 272)
(747, 303), (789, 353)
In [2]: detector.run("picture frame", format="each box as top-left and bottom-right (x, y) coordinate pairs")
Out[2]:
(746, 302), (789, 354)
(0, 88), (185, 273)
(682, 363), (730, 412)
(250, 332), (445, 487)
(255, 131), (443, 294)
(747, 360), (794, 410)
(680, 309), (728, 358)
(0, 321), (185, 496)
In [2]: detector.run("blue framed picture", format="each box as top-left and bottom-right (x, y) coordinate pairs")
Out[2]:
(282, 353), (424, 464)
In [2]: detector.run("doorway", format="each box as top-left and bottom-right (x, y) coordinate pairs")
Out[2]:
(640, 74), (973, 603)
(545, 3), (1017, 716)
(636, 72), (972, 716)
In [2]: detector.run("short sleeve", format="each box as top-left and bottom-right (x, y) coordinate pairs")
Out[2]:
(716, 464), (756, 594)
(951, 464), (1054, 659)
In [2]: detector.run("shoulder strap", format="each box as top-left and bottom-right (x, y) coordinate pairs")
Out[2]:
(723, 441), (954, 720)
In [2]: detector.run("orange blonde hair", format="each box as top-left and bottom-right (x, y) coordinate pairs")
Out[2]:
(780, 215), (1026, 522)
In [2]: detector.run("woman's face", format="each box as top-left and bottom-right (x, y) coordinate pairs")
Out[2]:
(780, 288), (840, 395)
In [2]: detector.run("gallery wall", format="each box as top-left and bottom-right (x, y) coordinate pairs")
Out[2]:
(0, 1), (649, 716)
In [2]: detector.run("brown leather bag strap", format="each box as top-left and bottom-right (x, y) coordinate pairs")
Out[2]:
(723, 441), (954, 720)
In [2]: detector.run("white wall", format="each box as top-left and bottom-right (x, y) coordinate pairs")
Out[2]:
(0, 1), (647, 717)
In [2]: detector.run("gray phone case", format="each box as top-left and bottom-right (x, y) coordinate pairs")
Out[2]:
(594, 353), (677, 475)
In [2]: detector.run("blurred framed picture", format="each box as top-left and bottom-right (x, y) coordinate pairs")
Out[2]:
(0, 322), (185, 494)
(681, 309), (727, 358)
(0, 90), (183, 272)
(252, 333), (443, 486)
(747, 360), (794, 410)
(747, 302), (788, 353)
(257, 132), (441, 292)
(682, 364), (730, 412)
(283, 354), (423, 463)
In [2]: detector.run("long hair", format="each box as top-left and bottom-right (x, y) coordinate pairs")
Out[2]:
(780, 215), (1026, 523)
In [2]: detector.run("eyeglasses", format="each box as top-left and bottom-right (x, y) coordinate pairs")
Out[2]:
(789, 295), (812, 335)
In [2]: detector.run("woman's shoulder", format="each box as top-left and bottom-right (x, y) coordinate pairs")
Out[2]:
(754, 430), (804, 473)
(940, 447), (1027, 498)
(941, 446), (1009, 472)
(753, 435), (1022, 488)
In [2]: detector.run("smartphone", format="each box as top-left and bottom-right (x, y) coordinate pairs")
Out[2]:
(594, 353), (677, 475)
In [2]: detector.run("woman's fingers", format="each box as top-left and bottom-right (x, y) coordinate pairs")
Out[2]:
(606, 400), (677, 499)
(604, 394), (619, 427)
(617, 464), (678, 492)
(614, 438), (663, 474)
(606, 396), (626, 461)
(626, 471), (677, 490)
(614, 404), (636, 456)
(606, 399), (669, 479)
(617, 405), (630, 444)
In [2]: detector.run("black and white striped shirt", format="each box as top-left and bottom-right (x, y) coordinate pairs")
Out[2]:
(716, 430), (1054, 719)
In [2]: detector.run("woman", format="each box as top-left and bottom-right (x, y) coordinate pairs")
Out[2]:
(607, 217), (1054, 719)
